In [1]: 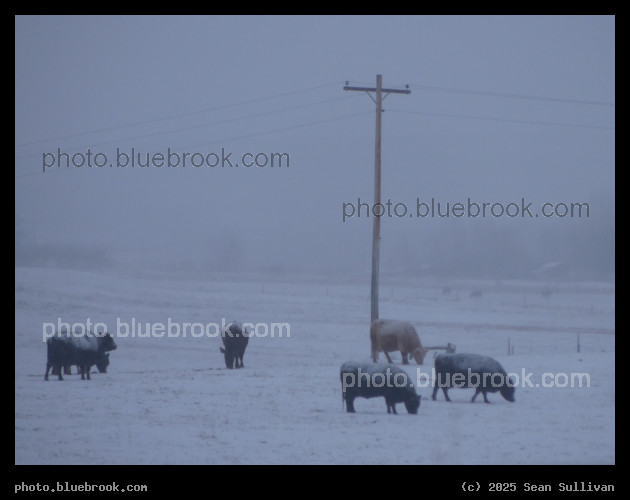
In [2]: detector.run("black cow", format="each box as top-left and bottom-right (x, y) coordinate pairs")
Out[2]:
(340, 361), (421, 414)
(45, 330), (117, 381)
(220, 321), (249, 369)
(51, 352), (110, 377)
(432, 353), (515, 403)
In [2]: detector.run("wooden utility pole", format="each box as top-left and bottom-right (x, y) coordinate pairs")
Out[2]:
(344, 75), (410, 323)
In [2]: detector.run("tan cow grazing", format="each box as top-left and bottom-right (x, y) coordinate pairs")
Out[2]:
(370, 319), (429, 365)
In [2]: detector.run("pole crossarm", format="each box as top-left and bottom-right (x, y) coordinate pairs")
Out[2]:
(343, 85), (411, 95)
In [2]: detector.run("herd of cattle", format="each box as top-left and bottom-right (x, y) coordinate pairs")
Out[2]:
(44, 317), (515, 415)
(44, 329), (117, 381)
(44, 321), (250, 380)
(341, 318), (516, 414)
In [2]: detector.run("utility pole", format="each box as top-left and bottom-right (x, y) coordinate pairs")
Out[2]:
(344, 75), (410, 323)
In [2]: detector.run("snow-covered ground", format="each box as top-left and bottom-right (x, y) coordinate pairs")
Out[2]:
(15, 266), (614, 464)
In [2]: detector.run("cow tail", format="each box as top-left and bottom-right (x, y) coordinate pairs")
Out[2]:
(340, 375), (345, 411)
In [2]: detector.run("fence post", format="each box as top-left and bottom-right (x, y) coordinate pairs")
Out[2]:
(577, 333), (581, 353)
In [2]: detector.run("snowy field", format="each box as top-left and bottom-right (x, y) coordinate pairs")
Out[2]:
(15, 266), (615, 465)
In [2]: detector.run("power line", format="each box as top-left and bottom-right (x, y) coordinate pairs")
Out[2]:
(15, 110), (373, 179)
(388, 108), (614, 130)
(409, 83), (614, 107)
(14, 94), (360, 161)
(167, 110), (374, 153)
(15, 81), (344, 148)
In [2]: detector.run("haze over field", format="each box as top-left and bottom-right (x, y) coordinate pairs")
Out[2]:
(15, 15), (614, 281)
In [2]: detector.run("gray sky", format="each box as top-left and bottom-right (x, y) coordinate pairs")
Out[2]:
(15, 15), (615, 279)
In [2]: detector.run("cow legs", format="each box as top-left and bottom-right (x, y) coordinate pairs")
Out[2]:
(384, 351), (393, 363)
(54, 365), (71, 375)
(345, 395), (356, 413)
(471, 388), (489, 403)
(401, 351), (409, 365)
(46, 364), (63, 380)
(432, 384), (451, 401)
(385, 399), (398, 414)
(442, 388), (451, 401)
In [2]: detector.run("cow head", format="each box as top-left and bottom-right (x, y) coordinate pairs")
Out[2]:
(500, 376), (516, 402)
(99, 333), (118, 351)
(404, 394), (421, 414)
(410, 347), (430, 365)
(96, 353), (110, 373)
(220, 347), (235, 369)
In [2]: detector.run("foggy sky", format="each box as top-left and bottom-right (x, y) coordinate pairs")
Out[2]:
(15, 15), (615, 280)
